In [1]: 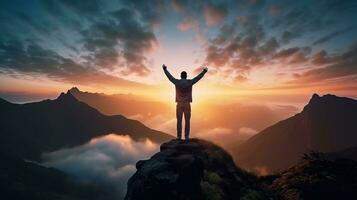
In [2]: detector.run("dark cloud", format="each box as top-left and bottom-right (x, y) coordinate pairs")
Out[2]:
(203, 15), (272, 76)
(258, 37), (279, 56)
(200, 0), (357, 84)
(210, 22), (238, 45)
(0, 40), (150, 89)
(60, 0), (102, 15)
(273, 47), (311, 65)
(311, 50), (335, 66)
(121, 0), (166, 26)
(323, 0), (357, 13)
(0, 0), (163, 86)
(43, 134), (159, 200)
(313, 26), (355, 45)
(80, 8), (158, 76)
(281, 31), (301, 44)
(293, 42), (357, 83)
(273, 47), (301, 58)
(270, 4), (336, 44)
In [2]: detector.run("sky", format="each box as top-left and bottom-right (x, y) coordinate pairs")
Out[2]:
(1, 0), (357, 103)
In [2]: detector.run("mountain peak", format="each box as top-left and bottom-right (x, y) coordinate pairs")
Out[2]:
(56, 91), (78, 102)
(307, 93), (321, 105)
(312, 93), (320, 99)
(69, 87), (81, 94)
(309, 93), (343, 102)
(304, 93), (353, 112)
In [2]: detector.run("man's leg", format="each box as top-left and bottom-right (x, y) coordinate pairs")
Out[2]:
(176, 104), (183, 139)
(184, 103), (191, 141)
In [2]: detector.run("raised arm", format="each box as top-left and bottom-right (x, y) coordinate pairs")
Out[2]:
(163, 64), (177, 84)
(191, 67), (208, 85)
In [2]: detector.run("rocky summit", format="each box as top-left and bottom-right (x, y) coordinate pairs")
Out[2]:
(125, 138), (272, 200)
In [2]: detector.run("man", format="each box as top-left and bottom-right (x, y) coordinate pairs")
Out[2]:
(163, 64), (208, 142)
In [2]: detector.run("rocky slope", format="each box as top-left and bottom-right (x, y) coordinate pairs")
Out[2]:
(125, 139), (273, 200)
(268, 152), (357, 200)
(125, 139), (357, 200)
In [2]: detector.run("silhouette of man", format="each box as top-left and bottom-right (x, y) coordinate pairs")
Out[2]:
(163, 64), (208, 142)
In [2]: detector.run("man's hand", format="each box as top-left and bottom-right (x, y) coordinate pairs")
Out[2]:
(203, 67), (208, 72)
(162, 64), (167, 70)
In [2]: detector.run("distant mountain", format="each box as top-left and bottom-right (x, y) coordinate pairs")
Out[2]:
(69, 87), (170, 119)
(0, 90), (173, 161)
(234, 94), (357, 172)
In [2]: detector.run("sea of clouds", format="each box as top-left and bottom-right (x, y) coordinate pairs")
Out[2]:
(42, 134), (159, 199)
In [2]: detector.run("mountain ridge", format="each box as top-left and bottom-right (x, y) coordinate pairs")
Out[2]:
(0, 89), (173, 161)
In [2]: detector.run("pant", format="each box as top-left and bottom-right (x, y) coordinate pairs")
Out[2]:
(176, 102), (191, 139)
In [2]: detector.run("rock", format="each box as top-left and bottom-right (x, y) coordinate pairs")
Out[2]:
(125, 138), (273, 200)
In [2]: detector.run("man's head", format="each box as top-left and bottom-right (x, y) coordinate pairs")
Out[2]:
(181, 71), (187, 79)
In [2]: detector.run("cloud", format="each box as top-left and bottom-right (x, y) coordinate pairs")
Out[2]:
(235, 75), (249, 83)
(198, 0), (357, 85)
(80, 8), (158, 76)
(43, 134), (159, 199)
(0, 0), (163, 87)
(120, 0), (165, 26)
(275, 47), (311, 64)
(271, 6), (330, 44)
(310, 50), (335, 66)
(196, 127), (234, 138)
(1, 0), (357, 92)
(268, 5), (282, 16)
(0, 40), (150, 89)
(239, 127), (258, 137)
(203, 3), (228, 26)
(59, 0), (101, 15)
(177, 17), (197, 32)
(292, 42), (357, 83)
(203, 15), (273, 78)
(312, 26), (355, 45)
(281, 31), (301, 44)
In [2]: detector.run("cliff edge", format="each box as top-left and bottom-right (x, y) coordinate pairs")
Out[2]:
(125, 138), (272, 200)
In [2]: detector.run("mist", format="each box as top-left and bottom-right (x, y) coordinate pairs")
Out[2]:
(42, 134), (159, 199)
